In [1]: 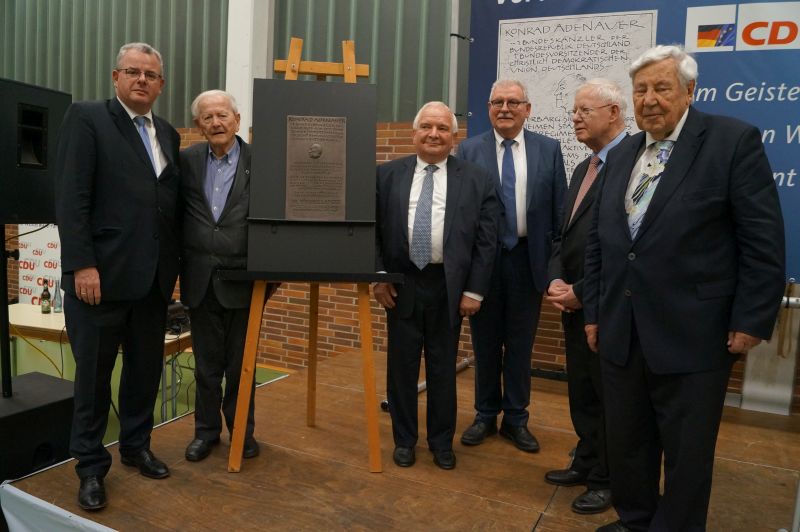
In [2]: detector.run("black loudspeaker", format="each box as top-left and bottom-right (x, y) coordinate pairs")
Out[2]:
(0, 78), (71, 224)
(0, 372), (73, 481)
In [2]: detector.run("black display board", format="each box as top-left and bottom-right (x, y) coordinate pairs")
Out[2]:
(248, 79), (377, 274)
(0, 78), (71, 224)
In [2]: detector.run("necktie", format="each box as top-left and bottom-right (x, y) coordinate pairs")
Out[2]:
(501, 138), (518, 249)
(569, 155), (601, 223)
(410, 164), (437, 270)
(628, 140), (674, 238)
(134, 116), (157, 172)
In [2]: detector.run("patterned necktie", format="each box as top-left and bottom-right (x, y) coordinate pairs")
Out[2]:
(569, 155), (601, 223)
(134, 115), (157, 172)
(501, 138), (518, 249)
(410, 164), (437, 270)
(628, 140), (674, 238)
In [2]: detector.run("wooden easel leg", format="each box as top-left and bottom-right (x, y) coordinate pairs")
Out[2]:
(357, 283), (382, 472)
(228, 280), (268, 472)
(307, 283), (319, 427)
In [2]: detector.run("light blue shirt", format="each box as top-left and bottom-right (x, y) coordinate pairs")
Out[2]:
(204, 140), (240, 222)
(595, 129), (628, 168)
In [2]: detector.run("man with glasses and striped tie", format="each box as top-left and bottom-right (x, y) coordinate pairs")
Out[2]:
(583, 45), (785, 532)
(55, 42), (181, 511)
(374, 101), (498, 471)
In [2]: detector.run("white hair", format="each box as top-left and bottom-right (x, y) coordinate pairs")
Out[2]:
(578, 78), (628, 114)
(489, 79), (529, 102)
(629, 45), (698, 88)
(190, 90), (240, 119)
(412, 101), (458, 134)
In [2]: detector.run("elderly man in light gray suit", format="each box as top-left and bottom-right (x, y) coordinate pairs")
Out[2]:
(179, 90), (261, 462)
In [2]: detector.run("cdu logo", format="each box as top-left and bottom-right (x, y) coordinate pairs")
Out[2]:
(685, 2), (800, 52)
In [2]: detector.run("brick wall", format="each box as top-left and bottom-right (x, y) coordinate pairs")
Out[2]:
(174, 124), (775, 407)
(0, 123), (788, 411)
(175, 123), (568, 375)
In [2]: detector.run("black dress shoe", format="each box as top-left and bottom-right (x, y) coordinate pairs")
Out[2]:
(596, 520), (632, 532)
(243, 437), (260, 459)
(431, 449), (456, 470)
(499, 423), (540, 452)
(545, 468), (587, 486)
(120, 448), (170, 479)
(78, 475), (107, 511)
(572, 488), (612, 515)
(393, 446), (415, 467)
(185, 438), (220, 462)
(460, 419), (497, 446)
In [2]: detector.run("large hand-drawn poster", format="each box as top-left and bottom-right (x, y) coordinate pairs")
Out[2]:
(468, 0), (799, 280)
(497, 11), (656, 173)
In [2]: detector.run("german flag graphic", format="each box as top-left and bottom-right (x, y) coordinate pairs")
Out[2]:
(697, 24), (736, 47)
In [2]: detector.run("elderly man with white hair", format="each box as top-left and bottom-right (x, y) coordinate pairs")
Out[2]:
(180, 90), (262, 463)
(583, 46), (785, 531)
(374, 101), (498, 470)
(545, 78), (628, 516)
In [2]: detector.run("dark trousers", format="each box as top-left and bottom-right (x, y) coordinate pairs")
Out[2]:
(64, 280), (167, 479)
(563, 310), (609, 490)
(386, 265), (461, 451)
(188, 281), (254, 441)
(469, 241), (541, 426)
(602, 326), (733, 532)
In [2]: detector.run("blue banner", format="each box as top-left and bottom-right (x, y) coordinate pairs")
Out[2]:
(468, 0), (799, 280)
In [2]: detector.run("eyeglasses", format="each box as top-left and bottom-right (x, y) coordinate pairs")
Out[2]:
(489, 99), (528, 110)
(571, 104), (613, 118)
(116, 67), (163, 83)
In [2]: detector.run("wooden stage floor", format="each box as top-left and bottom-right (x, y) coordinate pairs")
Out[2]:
(8, 351), (800, 531)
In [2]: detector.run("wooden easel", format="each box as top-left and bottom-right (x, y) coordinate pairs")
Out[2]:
(227, 38), (382, 472)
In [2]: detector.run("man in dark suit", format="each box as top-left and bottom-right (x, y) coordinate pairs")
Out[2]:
(545, 79), (627, 516)
(179, 90), (262, 463)
(584, 46), (785, 532)
(456, 79), (566, 452)
(55, 42), (181, 511)
(374, 101), (498, 470)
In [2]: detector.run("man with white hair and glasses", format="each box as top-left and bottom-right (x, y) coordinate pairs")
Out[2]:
(545, 78), (628, 516)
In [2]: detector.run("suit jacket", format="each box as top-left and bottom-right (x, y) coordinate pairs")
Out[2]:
(583, 106), (785, 374)
(375, 155), (499, 327)
(456, 128), (566, 293)
(179, 136), (253, 309)
(55, 97), (181, 302)
(547, 155), (604, 304)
